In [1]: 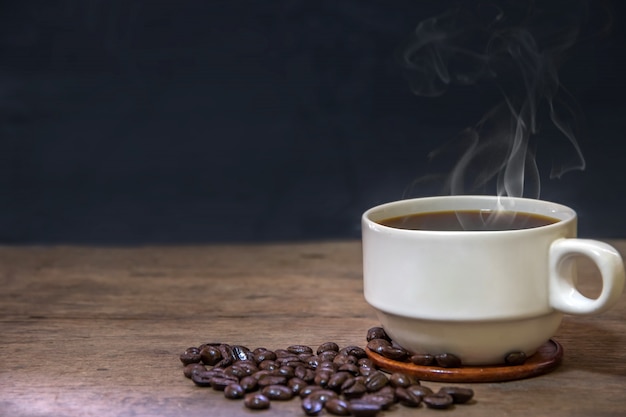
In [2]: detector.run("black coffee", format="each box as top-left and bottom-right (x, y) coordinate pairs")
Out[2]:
(378, 209), (559, 231)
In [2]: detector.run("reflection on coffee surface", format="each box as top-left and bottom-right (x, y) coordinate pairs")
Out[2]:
(378, 210), (559, 231)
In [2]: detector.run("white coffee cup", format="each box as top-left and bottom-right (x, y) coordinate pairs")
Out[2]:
(362, 195), (625, 365)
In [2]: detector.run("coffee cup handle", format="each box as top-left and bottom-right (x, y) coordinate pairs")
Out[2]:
(549, 238), (625, 315)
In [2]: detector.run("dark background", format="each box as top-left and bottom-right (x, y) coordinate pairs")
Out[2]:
(1, 0), (625, 244)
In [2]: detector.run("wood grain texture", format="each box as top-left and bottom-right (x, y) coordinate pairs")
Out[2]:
(1, 240), (625, 417)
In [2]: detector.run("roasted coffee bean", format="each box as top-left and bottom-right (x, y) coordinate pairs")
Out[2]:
(366, 326), (390, 342)
(262, 384), (293, 401)
(253, 349), (277, 363)
(374, 386), (397, 407)
(360, 393), (395, 410)
(348, 400), (382, 417)
(318, 350), (338, 362)
(209, 367), (226, 375)
(308, 389), (339, 405)
(180, 347), (202, 365)
(366, 339), (391, 354)
(307, 356), (321, 369)
(423, 393), (454, 409)
(239, 360), (259, 374)
(257, 375), (288, 387)
(252, 347), (269, 354)
(410, 353), (435, 366)
(300, 385), (323, 399)
(380, 345), (408, 361)
(244, 393), (270, 410)
(183, 363), (206, 379)
(326, 398), (351, 416)
(341, 378), (367, 399)
(224, 383), (245, 399)
(317, 361), (337, 372)
(215, 356), (233, 368)
(331, 355), (350, 367)
(251, 369), (272, 380)
(224, 364), (248, 379)
(232, 345), (254, 361)
(239, 375), (258, 392)
(505, 351), (527, 366)
(210, 376), (238, 391)
(190, 370), (216, 387)
(333, 354), (358, 367)
(218, 344), (236, 362)
(356, 374), (369, 383)
(295, 366), (316, 383)
(439, 386), (474, 404)
(358, 358), (376, 375)
(365, 371), (389, 392)
(314, 370), (332, 388)
(388, 372), (417, 388)
(287, 377), (307, 395)
(317, 342), (340, 354)
(340, 346), (367, 359)
(274, 349), (291, 357)
(274, 365), (295, 378)
(280, 359), (305, 368)
(379, 385), (397, 395)
(258, 359), (278, 371)
(288, 345), (314, 355)
(302, 397), (324, 416)
(395, 387), (422, 407)
(275, 355), (303, 367)
(406, 384), (433, 397)
(352, 346), (369, 358)
(198, 342), (222, 350)
(338, 363), (360, 375)
(327, 371), (352, 392)
(299, 353), (315, 363)
(200, 345), (222, 366)
(358, 358), (375, 368)
(435, 353), (462, 368)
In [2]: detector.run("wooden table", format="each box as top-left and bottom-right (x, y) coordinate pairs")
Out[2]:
(1, 241), (625, 417)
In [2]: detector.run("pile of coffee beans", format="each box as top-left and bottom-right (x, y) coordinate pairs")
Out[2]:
(366, 326), (527, 367)
(179, 328), (475, 415)
(366, 327), (462, 368)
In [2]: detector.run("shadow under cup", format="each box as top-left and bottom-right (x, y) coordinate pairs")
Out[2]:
(362, 196), (598, 366)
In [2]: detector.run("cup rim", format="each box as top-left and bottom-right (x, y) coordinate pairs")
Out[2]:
(362, 195), (576, 235)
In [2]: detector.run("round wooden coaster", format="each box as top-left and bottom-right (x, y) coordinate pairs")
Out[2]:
(366, 339), (563, 383)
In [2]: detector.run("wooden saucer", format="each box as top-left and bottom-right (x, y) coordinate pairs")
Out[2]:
(366, 339), (563, 383)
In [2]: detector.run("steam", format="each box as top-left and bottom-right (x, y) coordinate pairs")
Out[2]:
(402, 1), (587, 199)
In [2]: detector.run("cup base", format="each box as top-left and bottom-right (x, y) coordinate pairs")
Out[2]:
(376, 310), (563, 365)
(365, 339), (563, 383)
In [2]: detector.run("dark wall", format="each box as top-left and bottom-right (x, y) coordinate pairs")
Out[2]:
(1, 0), (625, 244)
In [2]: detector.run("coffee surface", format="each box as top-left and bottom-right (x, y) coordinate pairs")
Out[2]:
(378, 210), (559, 231)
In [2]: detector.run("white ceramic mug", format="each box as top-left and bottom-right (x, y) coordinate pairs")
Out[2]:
(362, 195), (625, 365)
